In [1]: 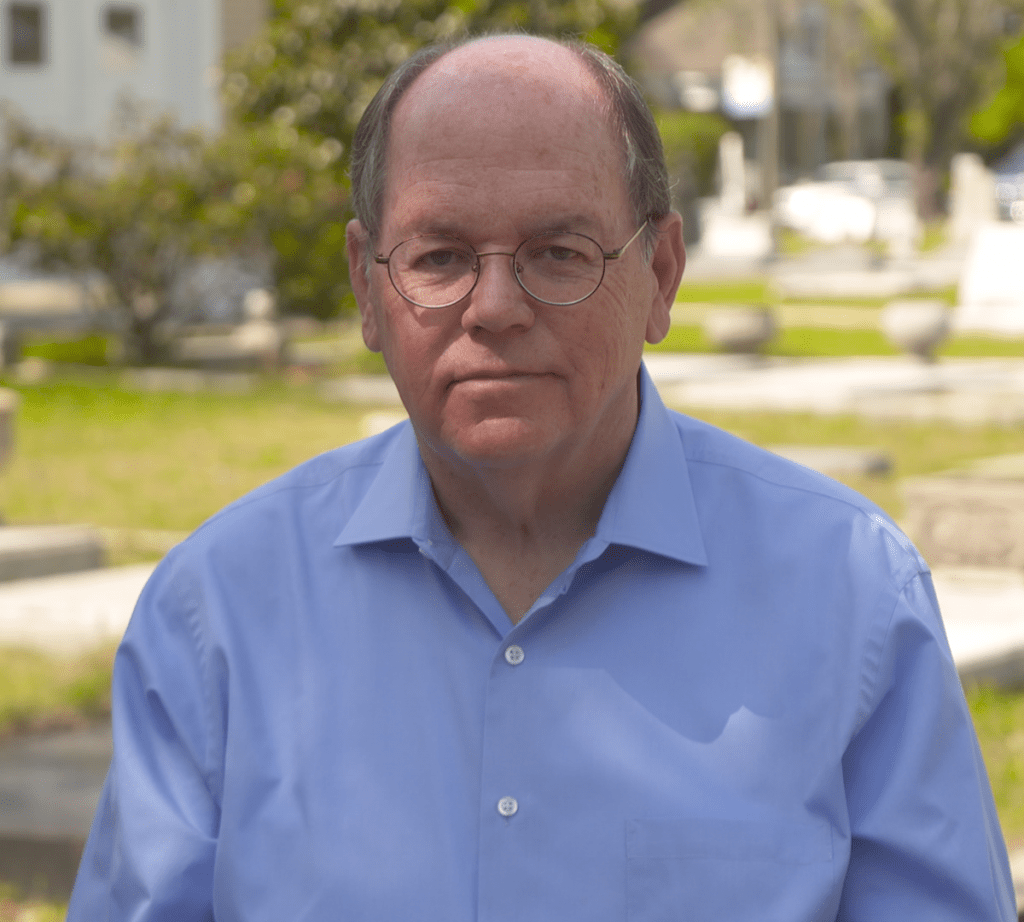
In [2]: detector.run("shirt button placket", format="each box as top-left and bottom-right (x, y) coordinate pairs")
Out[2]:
(504, 644), (525, 666)
(478, 639), (529, 920)
(498, 651), (523, 819)
(497, 796), (518, 817)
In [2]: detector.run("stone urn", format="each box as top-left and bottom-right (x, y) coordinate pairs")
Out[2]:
(703, 306), (776, 354)
(880, 300), (950, 361)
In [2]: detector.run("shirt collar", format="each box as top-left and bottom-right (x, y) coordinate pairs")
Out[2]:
(335, 364), (708, 568)
(334, 422), (443, 548)
(592, 365), (707, 566)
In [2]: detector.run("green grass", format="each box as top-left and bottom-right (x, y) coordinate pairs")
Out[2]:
(22, 333), (115, 367)
(968, 685), (1024, 848)
(673, 407), (1024, 522)
(648, 325), (1024, 358)
(0, 883), (66, 921)
(675, 279), (773, 304)
(0, 377), (369, 538)
(0, 644), (115, 739)
(6, 368), (1024, 548)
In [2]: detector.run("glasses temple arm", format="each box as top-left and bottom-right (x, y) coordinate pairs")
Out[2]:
(603, 219), (650, 260)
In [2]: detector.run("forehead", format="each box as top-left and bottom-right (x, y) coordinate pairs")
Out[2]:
(382, 38), (631, 236)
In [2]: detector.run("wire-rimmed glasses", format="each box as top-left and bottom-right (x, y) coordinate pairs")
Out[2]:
(373, 220), (649, 309)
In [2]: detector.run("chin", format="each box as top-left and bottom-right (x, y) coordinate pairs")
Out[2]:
(441, 416), (563, 468)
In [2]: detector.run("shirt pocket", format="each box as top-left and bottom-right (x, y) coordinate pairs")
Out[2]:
(626, 817), (834, 922)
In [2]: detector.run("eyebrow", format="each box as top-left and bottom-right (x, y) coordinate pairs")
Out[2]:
(400, 214), (606, 242)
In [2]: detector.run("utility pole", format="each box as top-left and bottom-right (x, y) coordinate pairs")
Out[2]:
(758, 0), (781, 249)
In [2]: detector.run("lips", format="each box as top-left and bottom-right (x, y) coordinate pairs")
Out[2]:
(450, 370), (548, 387)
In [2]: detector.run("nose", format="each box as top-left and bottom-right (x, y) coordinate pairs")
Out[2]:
(460, 251), (535, 335)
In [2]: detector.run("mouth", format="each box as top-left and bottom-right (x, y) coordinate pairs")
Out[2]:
(451, 371), (548, 387)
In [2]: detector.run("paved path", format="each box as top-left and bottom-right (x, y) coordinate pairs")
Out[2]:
(0, 564), (154, 653)
(646, 353), (1024, 423)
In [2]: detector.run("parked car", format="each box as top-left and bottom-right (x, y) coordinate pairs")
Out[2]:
(774, 159), (918, 248)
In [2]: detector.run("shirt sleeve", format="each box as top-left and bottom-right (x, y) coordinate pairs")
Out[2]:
(66, 560), (222, 921)
(838, 570), (1017, 921)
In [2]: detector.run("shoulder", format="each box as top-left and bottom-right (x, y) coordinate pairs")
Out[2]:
(151, 422), (411, 584)
(668, 409), (926, 585)
(195, 422), (404, 536)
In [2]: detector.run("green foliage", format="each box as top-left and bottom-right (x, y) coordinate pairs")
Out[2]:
(223, 0), (639, 297)
(231, 0), (636, 143)
(0, 0), (640, 359)
(852, 0), (1024, 174)
(971, 32), (1024, 146)
(1, 107), (348, 357)
(655, 109), (730, 198)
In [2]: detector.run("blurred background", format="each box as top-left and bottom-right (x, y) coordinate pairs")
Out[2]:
(2, 0), (1024, 917)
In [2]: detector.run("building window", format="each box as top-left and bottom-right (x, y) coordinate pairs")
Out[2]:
(7, 2), (45, 65)
(103, 3), (142, 47)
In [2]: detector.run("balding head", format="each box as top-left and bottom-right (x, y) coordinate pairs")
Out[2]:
(349, 35), (670, 253)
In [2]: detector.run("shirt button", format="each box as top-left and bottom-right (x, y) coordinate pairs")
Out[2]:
(504, 644), (525, 666)
(497, 796), (519, 817)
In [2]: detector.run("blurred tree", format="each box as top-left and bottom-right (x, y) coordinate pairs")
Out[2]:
(0, 105), (345, 361)
(971, 31), (1024, 146)
(227, 0), (637, 142)
(218, 0), (638, 317)
(850, 0), (1024, 213)
(654, 109), (730, 244)
(1, 0), (640, 364)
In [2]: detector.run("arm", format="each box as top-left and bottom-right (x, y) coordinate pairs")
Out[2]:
(67, 560), (223, 921)
(839, 571), (1016, 920)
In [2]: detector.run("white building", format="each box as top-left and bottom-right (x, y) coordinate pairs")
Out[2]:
(0, 0), (265, 138)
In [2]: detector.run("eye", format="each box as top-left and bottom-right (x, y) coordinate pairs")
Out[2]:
(543, 245), (581, 262)
(407, 242), (473, 272)
(528, 242), (586, 263)
(424, 249), (459, 267)
(521, 233), (600, 268)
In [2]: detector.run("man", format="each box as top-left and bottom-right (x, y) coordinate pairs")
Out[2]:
(69, 35), (1015, 920)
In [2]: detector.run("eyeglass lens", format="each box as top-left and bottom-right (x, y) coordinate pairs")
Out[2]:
(387, 233), (607, 308)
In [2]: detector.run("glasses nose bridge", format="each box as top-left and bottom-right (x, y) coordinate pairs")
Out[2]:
(470, 247), (523, 292)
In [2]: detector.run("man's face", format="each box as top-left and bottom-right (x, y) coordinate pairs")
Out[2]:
(349, 39), (679, 475)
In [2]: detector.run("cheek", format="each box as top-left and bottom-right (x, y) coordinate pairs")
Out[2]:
(377, 304), (455, 395)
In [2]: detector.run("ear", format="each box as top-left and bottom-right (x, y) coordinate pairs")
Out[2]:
(644, 211), (686, 345)
(347, 219), (382, 352)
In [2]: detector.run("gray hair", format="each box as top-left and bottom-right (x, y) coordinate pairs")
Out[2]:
(349, 36), (670, 259)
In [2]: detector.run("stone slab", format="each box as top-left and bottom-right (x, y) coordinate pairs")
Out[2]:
(0, 564), (154, 653)
(0, 834), (85, 901)
(903, 458), (1024, 569)
(934, 568), (1024, 688)
(956, 222), (1024, 335)
(0, 725), (111, 839)
(0, 526), (104, 582)
(649, 355), (1024, 423)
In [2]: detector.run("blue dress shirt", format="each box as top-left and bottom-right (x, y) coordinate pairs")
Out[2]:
(69, 367), (1015, 921)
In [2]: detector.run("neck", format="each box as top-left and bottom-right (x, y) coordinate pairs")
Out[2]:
(417, 397), (639, 624)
